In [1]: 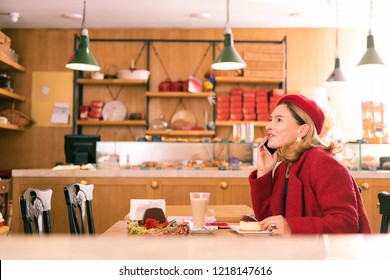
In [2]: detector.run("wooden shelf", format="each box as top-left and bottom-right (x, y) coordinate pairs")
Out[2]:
(0, 123), (24, 131)
(215, 121), (269, 127)
(76, 120), (146, 126)
(76, 79), (148, 86)
(0, 88), (26, 101)
(215, 76), (283, 84)
(146, 92), (215, 98)
(145, 129), (215, 136)
(0, 56), (26, 72)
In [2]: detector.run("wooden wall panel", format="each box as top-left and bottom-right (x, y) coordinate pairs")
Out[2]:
(0, 28), (365, 169)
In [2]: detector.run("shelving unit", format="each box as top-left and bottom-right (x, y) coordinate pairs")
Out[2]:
(71, 36), (286, 140)
(145, 129), (215, 137)
(214, 76), (284, 85)
(75, 78), (148, 135)
(0, 49), (27, 131)
(0, 88), (26, 102)
(0, 56), (26, 72)
(77, 78), (147, 86)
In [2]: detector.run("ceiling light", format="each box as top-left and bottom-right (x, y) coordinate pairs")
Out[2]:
(66, 0), (100, 72)
(357, 0), (385, 67)
(0, 12), (19, 23)
(324, 1), (346, 86)
(62, 13), (83, 21)
(190, 13), (211, 20)
(211, 0), (246, 70)
(10, 12), (19, 23)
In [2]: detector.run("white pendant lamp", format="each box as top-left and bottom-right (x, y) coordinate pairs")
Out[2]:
(324, 1), (346, 85)
(357, 0), (385, 67)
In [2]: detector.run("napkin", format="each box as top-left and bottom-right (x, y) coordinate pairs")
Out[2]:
(129, 199), (166, 221)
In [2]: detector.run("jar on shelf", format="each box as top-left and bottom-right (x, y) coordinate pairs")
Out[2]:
(0, 73), (13, 91)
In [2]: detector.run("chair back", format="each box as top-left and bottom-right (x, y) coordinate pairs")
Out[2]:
(20, 188), (53, 234)
(378, 191), (390, 234)
(64, 182), (95, 235)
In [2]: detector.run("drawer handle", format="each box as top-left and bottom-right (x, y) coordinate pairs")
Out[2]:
(219, 181), (228, 189)
(1, 185), (5, 190)
(360, 182), (369, 191)
(151, 180), (159, 189)
(80, 180), (88, 185)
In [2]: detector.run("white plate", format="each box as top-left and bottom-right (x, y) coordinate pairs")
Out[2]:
(102, 101), (127, 121)
(191, 226), (218, 234)
(229, 225), (272, 235)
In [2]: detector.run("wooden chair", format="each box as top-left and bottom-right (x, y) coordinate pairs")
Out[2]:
(64, 182), (95, 235)
(378, 191), (390, 234)
(20, 188), (53, 234)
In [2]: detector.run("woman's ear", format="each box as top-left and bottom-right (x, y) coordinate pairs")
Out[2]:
(298, 123), (310, 138)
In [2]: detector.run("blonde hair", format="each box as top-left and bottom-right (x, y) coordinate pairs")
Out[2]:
(277, 102), (342, 162)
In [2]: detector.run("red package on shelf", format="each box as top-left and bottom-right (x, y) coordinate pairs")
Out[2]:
(269, 88), (285, 96)
(230, 88), (243, 95)
(255, 89), (268, 96)
(243, 107), (256, 114)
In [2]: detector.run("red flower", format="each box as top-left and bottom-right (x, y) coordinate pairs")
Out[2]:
(144, 218), (159, 229)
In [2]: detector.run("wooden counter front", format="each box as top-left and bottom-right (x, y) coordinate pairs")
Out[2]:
(11, 169), (390, 234)
(11, 169), (253, 234)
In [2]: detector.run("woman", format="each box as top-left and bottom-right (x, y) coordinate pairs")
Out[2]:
(249, 94), (371, 235)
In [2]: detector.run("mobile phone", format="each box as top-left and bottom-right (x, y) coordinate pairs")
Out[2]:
(264, 139), (277, 155)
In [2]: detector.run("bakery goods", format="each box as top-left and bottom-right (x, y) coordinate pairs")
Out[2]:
(239, 215), (261, 231)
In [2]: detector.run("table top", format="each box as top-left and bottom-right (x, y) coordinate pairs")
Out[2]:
(2, 230), (390, 260)
(125, 204), (254, 223)
(2, 204), (390, 260)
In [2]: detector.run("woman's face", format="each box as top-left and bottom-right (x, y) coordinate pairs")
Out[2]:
(266, 104), (304, 149)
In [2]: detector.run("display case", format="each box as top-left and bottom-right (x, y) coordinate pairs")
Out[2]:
(341, 142), (390, 171)
(96, 141), (255, 170)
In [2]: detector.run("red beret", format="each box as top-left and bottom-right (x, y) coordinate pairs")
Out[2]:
(276, 94), (325, 135)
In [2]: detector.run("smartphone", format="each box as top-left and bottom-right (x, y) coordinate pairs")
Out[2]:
(264, 139), (277, 155)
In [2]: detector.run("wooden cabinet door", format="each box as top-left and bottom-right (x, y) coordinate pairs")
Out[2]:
(365, 179), (390, 233)
(12, 176), (151, 234)
(148, 177), (252, 206)
(215, 178), (252, 207)
(149, 178), (219, 205)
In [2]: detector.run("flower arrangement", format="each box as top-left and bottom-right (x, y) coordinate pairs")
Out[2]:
(127, 218), (190, 236)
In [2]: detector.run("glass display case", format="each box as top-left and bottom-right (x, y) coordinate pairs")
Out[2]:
(341, 142), (390, 171)
(96, 141), (255, 170)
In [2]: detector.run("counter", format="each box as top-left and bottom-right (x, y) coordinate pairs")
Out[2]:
(11, 168), (390, 179)
(1, 233), (390, 260)
(11, 169), (390, 234)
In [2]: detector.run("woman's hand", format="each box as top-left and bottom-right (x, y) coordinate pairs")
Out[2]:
(259, 215), (291, 235)
(256, 140), (278, 177)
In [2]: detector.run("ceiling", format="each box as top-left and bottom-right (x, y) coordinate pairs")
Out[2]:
(0, 0), (389, 30)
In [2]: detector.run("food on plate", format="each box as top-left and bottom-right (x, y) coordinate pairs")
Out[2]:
(239, 214), (261, 231)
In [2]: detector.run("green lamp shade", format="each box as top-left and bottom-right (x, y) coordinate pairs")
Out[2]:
(325, 57), (346, 85)
(66, 32), (100, 72)
(357, 34), (385, 66)
(211, 32), (246, 70)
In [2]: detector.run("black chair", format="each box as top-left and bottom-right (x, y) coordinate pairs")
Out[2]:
(20, 188), (53, 234)
(378, 191), (390, 234)
(64, 182), (95, 235)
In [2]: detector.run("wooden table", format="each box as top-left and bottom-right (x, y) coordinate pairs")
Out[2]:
(124, 204), (254, 223)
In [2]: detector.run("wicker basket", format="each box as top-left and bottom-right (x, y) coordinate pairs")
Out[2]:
(0, 109), (32, 128)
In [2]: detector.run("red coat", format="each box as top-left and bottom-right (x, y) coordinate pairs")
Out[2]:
(249, 147), (371, 234)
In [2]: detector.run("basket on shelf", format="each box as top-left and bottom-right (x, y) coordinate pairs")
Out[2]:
(0, 109), (32, 128)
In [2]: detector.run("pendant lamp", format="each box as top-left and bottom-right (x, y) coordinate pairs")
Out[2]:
(211, 0), (246, 70)
(357, 0), (385, 67)
(66, 0), (100, 72)
(324, 1), (346, 85)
